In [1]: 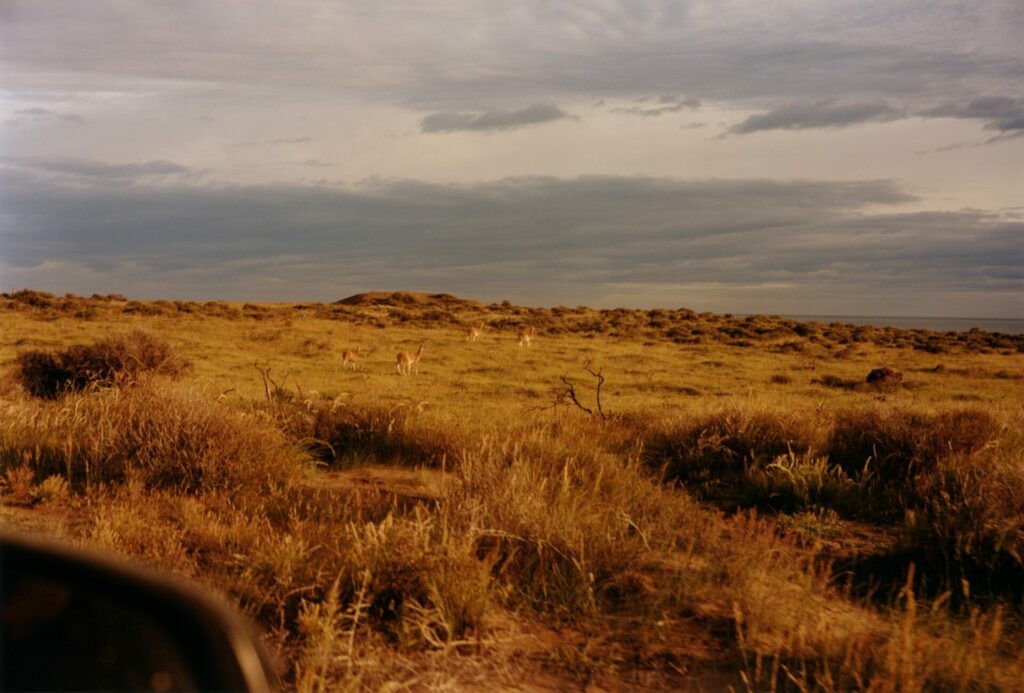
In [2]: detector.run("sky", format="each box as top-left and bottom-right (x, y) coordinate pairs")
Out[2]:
(0, 1), (1022, 316)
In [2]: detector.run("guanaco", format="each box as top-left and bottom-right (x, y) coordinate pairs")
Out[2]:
(516, 326), (535, 348)
(464, 322), (486, 342)
(341, 347), (362, 370)
(396, 344), (424, 375)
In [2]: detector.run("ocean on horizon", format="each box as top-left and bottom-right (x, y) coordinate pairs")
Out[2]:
(776, 315), (1024, 335)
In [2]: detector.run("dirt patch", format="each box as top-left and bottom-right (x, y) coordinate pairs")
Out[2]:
(299, 465), (453, 508)
(0, 501), (88, 537)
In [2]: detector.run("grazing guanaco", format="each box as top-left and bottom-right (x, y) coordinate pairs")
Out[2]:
(341, 347), (362, 370)
(396, 344), (424, 375)
(464, 322), (486, 342)
(517, 326), (535, 348)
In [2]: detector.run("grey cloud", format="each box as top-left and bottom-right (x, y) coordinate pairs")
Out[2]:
(2, 156), (198, 184)
(6, 106), (85, 124)
(923, 96), (1024, 134)
(420, 103), (575, 133)
(1, 3), (1021, 139)
(611, 95), (701, 117)
(231, 137), (314, 148)
(2, 167), (1019, 314)
(729, 99), (903, 135)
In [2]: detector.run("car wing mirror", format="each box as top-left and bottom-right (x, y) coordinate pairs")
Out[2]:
(2, 532), (278, 691)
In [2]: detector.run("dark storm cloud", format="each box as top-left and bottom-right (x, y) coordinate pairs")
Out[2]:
(420, 103), (575, 133)
(2, 165), (1020, 308)
(728, 99), (903, 134)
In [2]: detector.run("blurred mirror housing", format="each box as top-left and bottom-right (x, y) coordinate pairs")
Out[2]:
(1, 532), (277, 692)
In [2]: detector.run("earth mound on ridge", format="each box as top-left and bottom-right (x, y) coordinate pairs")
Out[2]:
(335, 291), (484, 309)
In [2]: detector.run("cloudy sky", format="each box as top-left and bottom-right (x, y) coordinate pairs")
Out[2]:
(1, 1), (1022, 316)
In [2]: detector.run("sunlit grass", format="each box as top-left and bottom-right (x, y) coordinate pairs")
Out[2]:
(2, 290), (1022, 689)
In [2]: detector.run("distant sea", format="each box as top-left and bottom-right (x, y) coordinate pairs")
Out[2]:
(778, 315), (1024, 335)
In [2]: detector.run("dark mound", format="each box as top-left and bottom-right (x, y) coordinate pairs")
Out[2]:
(335, 291), (484, 309)
(866, 367), (903, 391)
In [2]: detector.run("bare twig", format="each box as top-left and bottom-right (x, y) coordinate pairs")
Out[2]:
(535, 361), (612, 419)
(255, 364), (273, 401)
(582, 359), (607, 419)
(558, 375), (594, 416)
(254, 364), (290, 402)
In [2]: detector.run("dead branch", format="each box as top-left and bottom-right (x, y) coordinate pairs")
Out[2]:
(254, 364), (290, 402)
(255, 365), (273, 401)
(582, 359), (607, 419)
(558, 375), (594, 416)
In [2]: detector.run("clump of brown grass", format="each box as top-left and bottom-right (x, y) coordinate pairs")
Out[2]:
(450, 423), (710, 620)
(15, 330), (188, 398)
(1, 380), (300, 492)
(735, 567), (1024, 691)
(828, 406), (1001, 484)
(267, 398), (465, 468)
(643, 407), (823, 491)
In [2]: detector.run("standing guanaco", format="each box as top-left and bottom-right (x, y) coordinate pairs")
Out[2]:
(464, 322), (486, 342)
(341, 347), (362, 370)
(396, 344), (424, 375)
(516, 326), (535, 348)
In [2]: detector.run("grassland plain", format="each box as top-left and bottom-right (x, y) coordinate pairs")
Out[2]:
(1, 289), (1023, 691)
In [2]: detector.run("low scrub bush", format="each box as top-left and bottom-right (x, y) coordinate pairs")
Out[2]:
(644, 408), (822, 491)
(16, 330), (187, 398)
(268, 399), (465, 468)
(903, 450), (1024, 599)
(829, 407), (1000, 484)
(3, 288), (56, 308)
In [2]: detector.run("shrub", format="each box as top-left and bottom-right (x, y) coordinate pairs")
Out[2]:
(3, 289), (56, 308)
(16, 331), (187, 398)
(829, 407), (1000, 484)
(267, 399), (464, 468)
(644, 408), (821, 489)
(903, 450), (1024, 597)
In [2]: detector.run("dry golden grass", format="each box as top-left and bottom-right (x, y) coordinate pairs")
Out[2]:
(1, 291), (1023, 690)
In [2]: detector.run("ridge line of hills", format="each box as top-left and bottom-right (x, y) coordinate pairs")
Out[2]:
(3, 288), (1022, 355)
